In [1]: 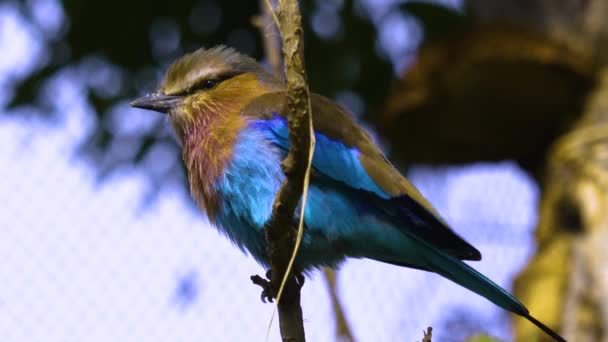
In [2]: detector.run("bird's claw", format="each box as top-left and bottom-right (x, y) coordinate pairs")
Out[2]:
(251, 272), (276, 303)
(261, 288), (274, 303)
(296, 273), (305, 288)
(251, 269), (306, 303)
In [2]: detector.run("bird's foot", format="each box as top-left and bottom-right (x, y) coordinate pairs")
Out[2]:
(250, 270), (305, 303)
(250, 270), (275, 303)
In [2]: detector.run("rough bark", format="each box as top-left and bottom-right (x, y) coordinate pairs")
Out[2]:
(256, 0), (314, 341)
(255, 3), (354, 340)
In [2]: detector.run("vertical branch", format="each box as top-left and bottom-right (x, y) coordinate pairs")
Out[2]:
(254, 0), (315, 341)
(256, 2), (355, 341)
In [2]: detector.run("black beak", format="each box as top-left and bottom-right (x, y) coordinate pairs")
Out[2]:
(130, 93), (182, 113)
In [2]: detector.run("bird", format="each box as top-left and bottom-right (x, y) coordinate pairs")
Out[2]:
(130, 45), (566, 342)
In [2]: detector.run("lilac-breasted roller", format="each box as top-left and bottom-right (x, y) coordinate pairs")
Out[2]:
(130, 46), (565, 341)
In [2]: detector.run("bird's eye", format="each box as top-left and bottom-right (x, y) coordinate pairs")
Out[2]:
(181, 76), (228, 95)
(201, 79), (218, 90)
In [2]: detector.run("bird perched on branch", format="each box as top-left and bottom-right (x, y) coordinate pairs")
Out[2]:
(131, 46), (566, 342)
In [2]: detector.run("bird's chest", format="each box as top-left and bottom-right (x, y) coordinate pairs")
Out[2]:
(206, 126), (286, 262)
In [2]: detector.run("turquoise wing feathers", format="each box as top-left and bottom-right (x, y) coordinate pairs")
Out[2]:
(242, 92), (481, 261)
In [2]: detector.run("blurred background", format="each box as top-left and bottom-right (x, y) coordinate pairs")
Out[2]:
(1, 0), (605, 341)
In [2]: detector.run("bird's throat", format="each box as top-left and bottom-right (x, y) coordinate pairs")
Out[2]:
(181, 108), (246, 218)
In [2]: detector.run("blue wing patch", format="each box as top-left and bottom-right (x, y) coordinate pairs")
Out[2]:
(249, 115), (390, 199)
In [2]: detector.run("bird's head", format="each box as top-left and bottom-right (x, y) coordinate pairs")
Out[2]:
(130, 46), (281, 140)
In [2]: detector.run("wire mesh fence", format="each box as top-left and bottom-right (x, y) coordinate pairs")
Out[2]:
(0, 110), (538, 341)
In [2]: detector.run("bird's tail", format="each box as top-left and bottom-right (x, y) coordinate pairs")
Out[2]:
(409, 235), (566, 342)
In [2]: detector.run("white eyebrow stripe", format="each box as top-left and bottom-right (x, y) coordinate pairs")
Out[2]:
(184, 67), (217, 86)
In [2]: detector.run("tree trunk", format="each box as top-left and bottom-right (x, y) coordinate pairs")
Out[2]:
(514, 69), (608, 341)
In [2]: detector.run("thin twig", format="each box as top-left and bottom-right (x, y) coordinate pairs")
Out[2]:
(422, 327), (432, 342)
(251, 0), (283, 80)
(255, 0), (282, 78)
(323, 268), (356, 342)
(263, 0), (280, 29)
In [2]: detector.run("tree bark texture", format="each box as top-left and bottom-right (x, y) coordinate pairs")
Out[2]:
(514, 69), (608, 341)
(261, 0), (314, 341)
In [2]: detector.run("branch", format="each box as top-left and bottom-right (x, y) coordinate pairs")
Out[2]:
(255, 0), (282, 78)
(252, 0), (314, 341)
(255, 12), (354, 334)
(323, 268), (356, 341)
(422, 327), (432, 342)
